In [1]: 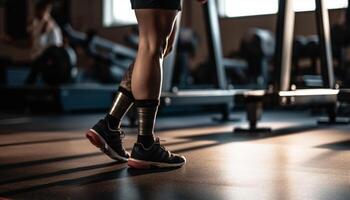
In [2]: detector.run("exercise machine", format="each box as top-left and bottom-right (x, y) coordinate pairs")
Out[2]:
(63, 25), (137, 83)
(236, 28), (274, 87)
(161, 0), (252, 121)
(0, 23), (137, 113)
(331, 0), (350, 86)
(236, 0), (349, 133)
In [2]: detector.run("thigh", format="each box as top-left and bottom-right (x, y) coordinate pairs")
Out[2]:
(135, 9), (178, 48)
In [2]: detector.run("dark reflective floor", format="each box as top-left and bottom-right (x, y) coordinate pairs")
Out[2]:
(0, 111), (349, 200)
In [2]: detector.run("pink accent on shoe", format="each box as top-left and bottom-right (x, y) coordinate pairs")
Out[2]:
(86, 130), (105, 149)
(128, 159), (151, 169)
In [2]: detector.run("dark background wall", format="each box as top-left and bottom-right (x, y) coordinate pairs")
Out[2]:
(183, 1), (344, 65)
(70, 0), (134, 45)
(0, 7), (4, 34)
(0, 0), (346, 66)
(69, 0), (345, 66)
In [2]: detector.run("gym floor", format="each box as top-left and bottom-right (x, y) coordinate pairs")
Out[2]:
(0, 111), (350, 200)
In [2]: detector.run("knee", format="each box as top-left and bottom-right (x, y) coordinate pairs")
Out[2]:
(139, 36), (167, 58)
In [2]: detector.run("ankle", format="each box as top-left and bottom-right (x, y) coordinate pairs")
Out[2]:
(105, 114), (121, 130)
(137, 135), (155, 148)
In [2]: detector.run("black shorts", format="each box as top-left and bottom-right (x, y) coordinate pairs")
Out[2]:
(130, 0), (181, 10)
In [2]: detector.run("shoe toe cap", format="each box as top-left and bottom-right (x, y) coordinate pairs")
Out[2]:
(172, 154), (186, 164)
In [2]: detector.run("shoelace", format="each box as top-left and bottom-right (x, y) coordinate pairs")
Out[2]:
(118, 129), (126, 139)
(107, 130), (128, 154)
(107, 121), (126, 139)
(107, 129), (125, 141)
(155, 137), (172, 157)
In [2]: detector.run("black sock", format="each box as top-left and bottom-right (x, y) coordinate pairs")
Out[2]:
(137, 135), (155, 148)
(135, 100), (159, 148)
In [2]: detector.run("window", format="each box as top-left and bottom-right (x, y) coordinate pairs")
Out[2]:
(218, 0), (279, 18)
(103, 0), (137, 27)
(218, 0), (348, 18)
(294, 0), (348, 12)
(102, 0), (348, 25)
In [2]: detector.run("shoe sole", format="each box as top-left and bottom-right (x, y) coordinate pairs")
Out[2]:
(86, 129), (128, 162)
(127, 158), (186, 169)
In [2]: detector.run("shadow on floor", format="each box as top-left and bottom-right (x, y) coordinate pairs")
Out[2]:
(0, 137), (85, 148)
(181, 124), (322, 140)
(168, 124), (326, 154)
(0, 122), (338, 197)
(1, 166), (178, 197)
(0, 162), (119, 186)
(316, 140), (350, 151)
(0, 124), (326, 172)
(0, 152), (102, 170)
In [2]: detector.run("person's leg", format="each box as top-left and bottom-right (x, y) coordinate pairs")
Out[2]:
(86, 63), (135, 162)
(86, 6), (181, 164)
(105, 63), (135, 130)
(128, 10), (185, 169)
(131, 10), (178, 99)
(105, 16), (178, 130)
(163, 17), (179, 58)
(132, 10), (178, 146)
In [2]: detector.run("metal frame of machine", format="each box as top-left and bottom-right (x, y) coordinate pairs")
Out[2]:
(236, 0), (350, 133)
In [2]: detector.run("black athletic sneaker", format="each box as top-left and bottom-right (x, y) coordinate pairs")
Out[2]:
(86, 119), (129, 162)
(128, 138), (186, 169)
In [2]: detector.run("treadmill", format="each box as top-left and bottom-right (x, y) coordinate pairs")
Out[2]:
(236, 0), (349, 132)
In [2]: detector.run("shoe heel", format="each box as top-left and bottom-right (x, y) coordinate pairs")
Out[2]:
(86, 130), (105, 149)
(128, 159), (151, 169)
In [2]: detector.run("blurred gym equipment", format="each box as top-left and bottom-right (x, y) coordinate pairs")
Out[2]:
(236, 0), (350, 133)
(331, 0), (350, 86)
(172, 28), (199, 88)
(292, 35), (323, 87)
(63, 24), (136, 83)
(161, 1), (251, 121)
(0, 0), (136, 113)
(237, 28), (275, 87)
